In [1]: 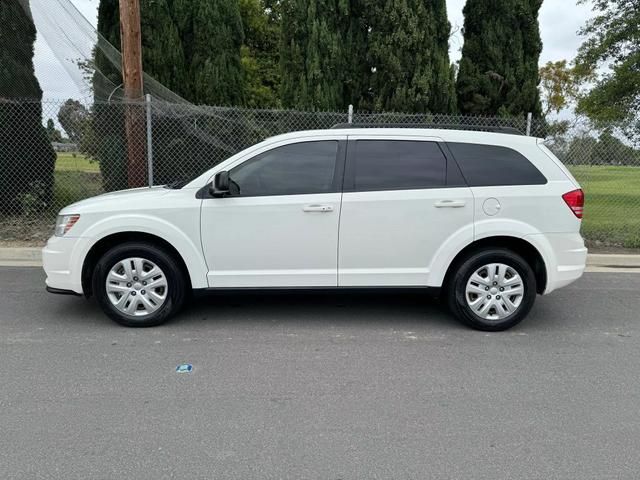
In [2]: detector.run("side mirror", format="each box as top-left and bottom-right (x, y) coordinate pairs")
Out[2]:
(211, 171), (230, 196)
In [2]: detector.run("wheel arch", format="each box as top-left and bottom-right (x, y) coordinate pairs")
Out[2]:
(81, 232), (195, 297)
(441, 236), (547, 295)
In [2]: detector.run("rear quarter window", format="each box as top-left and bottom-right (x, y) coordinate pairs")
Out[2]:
(447, 142), (547, 187)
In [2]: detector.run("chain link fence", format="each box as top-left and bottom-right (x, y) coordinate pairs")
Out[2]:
(1, 98), (638, 248)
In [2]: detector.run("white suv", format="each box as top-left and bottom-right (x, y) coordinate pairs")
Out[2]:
(43, 127), (587, 331)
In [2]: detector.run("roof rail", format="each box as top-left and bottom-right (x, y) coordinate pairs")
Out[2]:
(330, 123), (525, 136)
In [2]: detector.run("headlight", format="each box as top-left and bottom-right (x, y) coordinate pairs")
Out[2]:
(55, 214), (81, 237)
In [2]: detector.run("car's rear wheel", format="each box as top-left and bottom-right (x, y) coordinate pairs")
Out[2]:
(92, 242), (186, 327)
(447, 248), (537, 331)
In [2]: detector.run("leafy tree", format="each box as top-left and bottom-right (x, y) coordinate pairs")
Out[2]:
(280, 0), (364, 110)
(455, 0), (543, 117)
(539, 60), (585, 117)
(574, 0), (639, 134)
(537, 59), (591, 137)
(57, 99), (90, 143)
(563, 130), (640, 166)
(592, 130), (639, 165)
(361, 0), (456, 113)
(240, 0), (281, 107)
(0, 0), (56, 213)
(46, 119), (63, 143)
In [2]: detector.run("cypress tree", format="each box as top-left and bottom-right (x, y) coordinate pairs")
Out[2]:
(93, 0), (124, 192)
(188, 0), (245, 105)
(361, 0), (456, 113)
(280, 0), (364, 110)
(140, 0), (186, 97)
(0, 0), (56, 213)
(95, 0), (243, 105)
(94, 0), (122, 101)
(94, 0), (245, 190)
(239, 0), (281, 107)
(0, 0), (42, 99)
(455, 0), (543, 117)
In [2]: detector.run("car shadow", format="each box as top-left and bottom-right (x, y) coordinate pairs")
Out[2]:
(48, 288), (570, 334)
(177, 290), (459, 330)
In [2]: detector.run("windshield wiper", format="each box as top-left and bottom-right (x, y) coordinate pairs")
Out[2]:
(165, 180), (187, 189)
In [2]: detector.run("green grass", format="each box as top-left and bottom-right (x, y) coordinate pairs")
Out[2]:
(55, 152), (100, 172)
(54, 153), (103, 208)
(568, 165), (640, 248)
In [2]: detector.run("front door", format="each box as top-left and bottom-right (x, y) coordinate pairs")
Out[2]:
(338, 136), (474, 286)
(200, 138), (345, 287)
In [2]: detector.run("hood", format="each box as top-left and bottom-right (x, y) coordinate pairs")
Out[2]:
(60, 186), (171, 214)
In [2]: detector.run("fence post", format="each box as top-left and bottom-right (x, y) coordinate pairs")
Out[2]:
(145, 93), (154, 187)
(348, 104), (353, 124)
(526, 112), (532, 136)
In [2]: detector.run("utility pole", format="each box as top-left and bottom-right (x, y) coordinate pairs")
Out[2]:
(119, 0), (146, 188)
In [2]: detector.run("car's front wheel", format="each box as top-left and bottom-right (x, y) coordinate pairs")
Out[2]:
(447, 248), (537, 331)
(92, 242), (186, 327)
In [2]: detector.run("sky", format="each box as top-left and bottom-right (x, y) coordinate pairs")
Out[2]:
(33, 0), (595, 101)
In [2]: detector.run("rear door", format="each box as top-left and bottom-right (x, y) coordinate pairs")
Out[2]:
(338, 135), (474, 286)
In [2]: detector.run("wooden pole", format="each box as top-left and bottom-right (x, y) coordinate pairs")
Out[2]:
(119, 0), (146, 188)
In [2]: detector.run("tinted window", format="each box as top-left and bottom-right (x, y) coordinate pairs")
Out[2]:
(230, 141), (338, 196)
(352, 140), (446, 191)
(448, 143), (547, 186)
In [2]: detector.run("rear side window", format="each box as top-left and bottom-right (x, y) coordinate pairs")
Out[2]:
(447, 143), (547, 186)
(351, 140), (446, 191)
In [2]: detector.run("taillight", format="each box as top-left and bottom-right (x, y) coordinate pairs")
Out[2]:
(562, 189), (584, 219)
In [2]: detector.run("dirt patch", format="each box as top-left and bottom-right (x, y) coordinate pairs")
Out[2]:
(0, 216), (54, 246)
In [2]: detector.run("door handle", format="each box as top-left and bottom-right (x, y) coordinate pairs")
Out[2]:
(434, 200), (466, 208)
(303, 204), (334, 213)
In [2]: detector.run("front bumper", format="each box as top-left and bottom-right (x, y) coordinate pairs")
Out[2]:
(42, 235), (89, 295)
(46, 286), (82, 296)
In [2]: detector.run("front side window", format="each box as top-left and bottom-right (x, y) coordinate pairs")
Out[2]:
(447, 142), (547, 186)
(351, 140), (447, 191)
(230, 141), (338, 196)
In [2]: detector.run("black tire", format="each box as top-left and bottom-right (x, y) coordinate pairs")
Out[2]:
(446, 248), (537, 331)
(92, 242), (186, 327)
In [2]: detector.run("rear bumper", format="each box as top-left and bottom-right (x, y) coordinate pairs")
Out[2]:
(42, 235), (88, 295)
(525, 232), (587, 294)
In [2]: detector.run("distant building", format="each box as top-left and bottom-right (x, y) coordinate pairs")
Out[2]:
(51, 142), (78, 152)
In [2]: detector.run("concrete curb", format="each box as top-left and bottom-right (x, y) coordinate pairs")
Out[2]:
(0, 247), (43, 267)
(586, 254), (640, 272)
(1, 247), (640, 271)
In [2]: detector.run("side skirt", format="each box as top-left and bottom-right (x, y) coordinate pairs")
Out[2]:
(192, 285), (442, 298)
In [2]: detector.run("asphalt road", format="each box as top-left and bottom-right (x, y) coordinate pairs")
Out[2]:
(2, 267), (640, 479)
